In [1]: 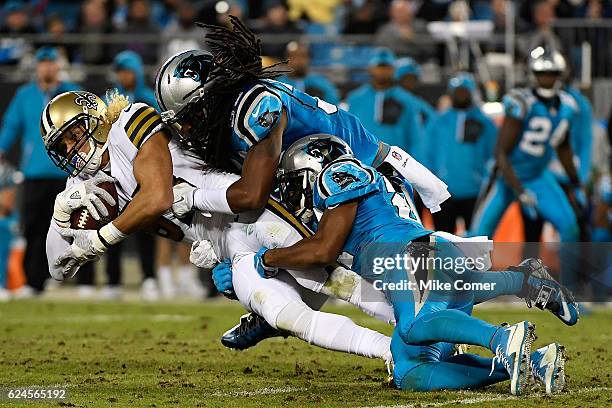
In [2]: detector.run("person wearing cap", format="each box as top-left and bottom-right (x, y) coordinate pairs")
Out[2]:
(0, 46), (80, 295)
(424, 72), (497, 234)
(279, 41), (340, 106)
(0, 0), (36, 65)
(346, 48), (420, 158)
(395, 57), (436, 128)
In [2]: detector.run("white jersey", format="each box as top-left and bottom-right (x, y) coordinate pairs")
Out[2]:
(45, 105), (394, 324)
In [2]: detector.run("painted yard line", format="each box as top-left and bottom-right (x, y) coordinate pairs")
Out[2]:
(212, 386), (308, 397)
(362, 386), (612, 408)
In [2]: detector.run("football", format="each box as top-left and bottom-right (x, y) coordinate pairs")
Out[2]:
(69, 181), (119, 230)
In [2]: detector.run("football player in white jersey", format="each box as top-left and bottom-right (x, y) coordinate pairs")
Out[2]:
(42, 90), (395, 364)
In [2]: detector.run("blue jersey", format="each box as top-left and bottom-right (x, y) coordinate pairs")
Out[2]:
(312, 157), (431, 277)
(230, 80), (380, 168)
(503, 88), (577, 181)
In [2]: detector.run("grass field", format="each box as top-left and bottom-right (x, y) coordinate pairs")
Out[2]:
(0, 299), (610, 408)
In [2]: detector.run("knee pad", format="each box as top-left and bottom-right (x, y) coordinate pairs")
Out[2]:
(275, 301), (316, 341)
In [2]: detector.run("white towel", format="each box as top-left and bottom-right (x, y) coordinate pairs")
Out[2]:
(382, 145), (451, 213)
(432, 231), (494, 271)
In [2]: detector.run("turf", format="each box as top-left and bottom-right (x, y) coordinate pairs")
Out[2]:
(0, 300), (610, 408)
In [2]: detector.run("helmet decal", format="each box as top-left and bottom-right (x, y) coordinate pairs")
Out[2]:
(173, 53), (212, 83)
(73, 92), (99, 110)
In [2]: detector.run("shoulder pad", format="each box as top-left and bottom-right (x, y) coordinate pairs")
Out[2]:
(122, 103), (164, 148)
(558, 91), (578, 112)
(232, 84), (283, 147)
(314, 158), (380, 209)
(503, 88), (533, 120)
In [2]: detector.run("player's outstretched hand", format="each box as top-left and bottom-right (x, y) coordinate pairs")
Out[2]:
(254, 247), (279, 279)
(53, 173), (116, 226)
(212, 258), (237, 299)
(53, 228), (108, 279)
(189, 240), (219, 269)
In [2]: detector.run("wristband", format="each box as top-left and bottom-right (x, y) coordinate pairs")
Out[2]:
(52, 197), (71, 228)
(98, 222), (127, 246)
(193, 186), (233, 214)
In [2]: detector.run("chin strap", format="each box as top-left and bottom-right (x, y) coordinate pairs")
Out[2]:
(80, 140), (108, 175)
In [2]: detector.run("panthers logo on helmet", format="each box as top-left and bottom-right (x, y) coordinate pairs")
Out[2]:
(331, 171), (359, 189)
(173, 53), (212, 82)
(73, 92), (98, 110)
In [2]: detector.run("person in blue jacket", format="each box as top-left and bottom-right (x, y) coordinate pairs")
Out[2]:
(279, 41), (340, 105)
(0, 46), (80, 294)
(0, 161), (19, 300)
(426, 72), (497, 233)
(346, 48), (420, 158)
(113, 50), (160, 110)
(395, 57), (437, 130)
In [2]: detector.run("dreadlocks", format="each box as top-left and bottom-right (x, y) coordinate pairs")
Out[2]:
(178, 16), (287, 172)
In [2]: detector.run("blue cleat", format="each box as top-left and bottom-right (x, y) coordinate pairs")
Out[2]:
(220, 313), (287, 350)
(490, 321), (537, 396)
(531, 343), (566, 394)
(511, 258), (579, 326)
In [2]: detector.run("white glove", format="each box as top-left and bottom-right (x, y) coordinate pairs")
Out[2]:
(189, 240), (219, 269)
(173, 183), (211, 218)
(518, 189), (538, 220)
(172, 182), (196, 218)
(53, 173), (116, 227)
(54, 228), (108, 278)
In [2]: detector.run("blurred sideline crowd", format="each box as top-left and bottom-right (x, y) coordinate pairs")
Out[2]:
(0, 0), (610, 302)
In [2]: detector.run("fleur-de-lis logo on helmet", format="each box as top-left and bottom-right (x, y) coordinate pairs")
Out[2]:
(73, 92), (98, 110)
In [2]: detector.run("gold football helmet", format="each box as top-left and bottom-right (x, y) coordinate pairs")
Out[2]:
(40, 91), (110, 176)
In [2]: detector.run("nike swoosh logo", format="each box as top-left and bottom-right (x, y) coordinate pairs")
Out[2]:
(557, 293), (572, 322)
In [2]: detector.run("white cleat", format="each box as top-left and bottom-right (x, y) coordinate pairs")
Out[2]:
(140, 278), (160, 302)
(531, 343), (566, 394)
(491, 321), (537, 396)
(98, 285), (122, 301)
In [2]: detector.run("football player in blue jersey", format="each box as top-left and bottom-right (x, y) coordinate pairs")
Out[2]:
(222, 134), (577, 394)
(470, 47), (582, 246)
(154, 16), (449, 220)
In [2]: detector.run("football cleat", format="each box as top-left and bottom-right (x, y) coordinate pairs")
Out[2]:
(510, 258), (579, 326)
(221, 313), (287, 350)
(531, 343), (566, 394)
(490, 321), (536, 396)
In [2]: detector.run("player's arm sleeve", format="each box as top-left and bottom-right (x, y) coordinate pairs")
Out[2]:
(0, 90), (24, 153)
(232, 86), (283, 148)
(46, 221), (73, 281)
(123, 103), (165, 151)
(313, 159), (381, 210)
(502, 92), (527, 120)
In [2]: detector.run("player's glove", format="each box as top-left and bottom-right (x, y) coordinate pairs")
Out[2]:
(518, 189), (538, 220)
(53, 173), (116, 227)
(54, 223), (126, 279)
(254, 247), (279, 279)
(189, 240), (219, 269)
(172, 183), (212, 218)
(212, 258), (237, 300)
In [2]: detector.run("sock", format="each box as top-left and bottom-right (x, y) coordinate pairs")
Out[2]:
(399, 309), (500, 350)
(276, 301), (391, 359)
(178, 265), (195, 282)
(471, 270), (525, 303)
(158, 266), (173, 285)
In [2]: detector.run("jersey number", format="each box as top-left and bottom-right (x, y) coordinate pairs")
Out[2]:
(519, 117), (568, 157)
(382, 178), (419, 222)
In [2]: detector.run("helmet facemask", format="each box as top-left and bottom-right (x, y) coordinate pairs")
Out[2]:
(46, 113), (106, 177)
(278, 168), (317, 224)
